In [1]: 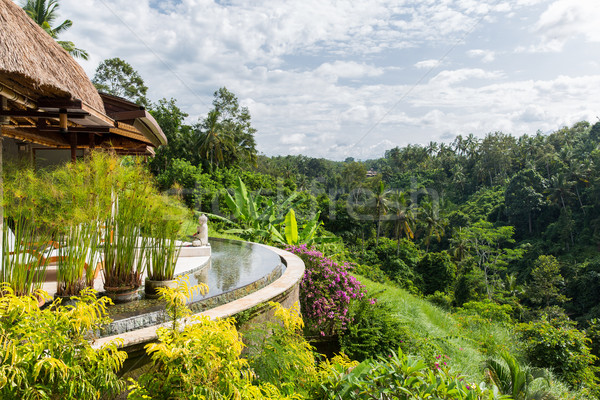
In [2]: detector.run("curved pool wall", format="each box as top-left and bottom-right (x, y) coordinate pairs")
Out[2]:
(92, 241), (305, 354)
(102, 238), (286, 336)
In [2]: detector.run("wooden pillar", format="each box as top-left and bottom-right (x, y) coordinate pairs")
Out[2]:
(0, 96), (6, 257)
(70, 132), (77, 162)
(59, 109), (76, 162)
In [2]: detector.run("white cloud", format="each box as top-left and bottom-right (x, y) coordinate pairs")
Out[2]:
(429, 68), (505, 85)
(522, 0), (600, 53)
(466, 49), (496, 63)
(35, 0), (600, 160)
(315, 61), (384, 81)
(414, 59), (441, 69)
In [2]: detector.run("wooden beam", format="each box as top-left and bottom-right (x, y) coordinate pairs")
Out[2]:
(1, 126), (69, 146)
(37, 98), (82, 109)
(36, 126), (110, 134)
(107, 109), (147, 121)
(0, 110), (88, 119)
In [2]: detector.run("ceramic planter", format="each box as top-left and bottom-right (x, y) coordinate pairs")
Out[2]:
(104, 285), (140, 303)
(144, 278), (177, 299)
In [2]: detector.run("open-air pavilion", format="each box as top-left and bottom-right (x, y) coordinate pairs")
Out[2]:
(0, 0), (166, 168)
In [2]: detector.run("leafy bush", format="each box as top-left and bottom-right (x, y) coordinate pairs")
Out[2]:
(339, 295), (415, 361)
(129, 279), (290, 400)
(415, 251), (457, 295)
(426, 290), (454, 311)
(517, 317), (598, 391)
(287, 244), (367, 336)
(453, 300), (515, 356)
(246, 302), (317, 397)
(317, 348), (502, 399)
(456, 300), (514, 325)
(0, 285), (126, 399)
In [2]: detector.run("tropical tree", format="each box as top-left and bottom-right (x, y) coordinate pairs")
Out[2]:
(418, 200), (446, 252)
(370, 181), (391, 245)
(505, 169), (546, 235)
(455, 220), (525, 298)
(525, 255), (568, 309)
(197, 110), (233, 173)
(22, 0), (88, 59)
(92, 58), (148, 106)
(387, 191), (414, 256)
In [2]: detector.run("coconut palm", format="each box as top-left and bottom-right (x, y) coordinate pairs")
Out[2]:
(22, 0), (89, 59)
(419, 200), (446, 252)
(388, 191), (415, 256)
(197, 110), (234, 173)
(370, 181), (391, 245)
(485, 352), (555, 400)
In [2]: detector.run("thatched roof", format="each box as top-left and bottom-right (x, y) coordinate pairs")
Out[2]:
(0, 0), (104, 111)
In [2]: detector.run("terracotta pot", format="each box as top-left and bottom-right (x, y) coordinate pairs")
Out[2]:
(144, 278), (177, 299)
(35, 293), (47, 308)
(104, 285), (139, 303)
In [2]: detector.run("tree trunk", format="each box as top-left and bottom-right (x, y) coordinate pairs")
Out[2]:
(575, 186), (585, 214)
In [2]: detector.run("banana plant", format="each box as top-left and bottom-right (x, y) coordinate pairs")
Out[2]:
(206, 177), (300, 242)
(270, 209), (338, 247)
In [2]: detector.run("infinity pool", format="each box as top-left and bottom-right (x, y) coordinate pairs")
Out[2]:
(102, 238), (284, 335)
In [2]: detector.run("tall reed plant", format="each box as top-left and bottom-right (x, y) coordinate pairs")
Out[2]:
(147, 221), (181, 282)
(1, 217), (50, 297)
(56, 223), (101, 297)
(103, 189), (151, 290)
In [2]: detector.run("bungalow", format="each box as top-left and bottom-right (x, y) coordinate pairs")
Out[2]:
(0, 0), (166, 168)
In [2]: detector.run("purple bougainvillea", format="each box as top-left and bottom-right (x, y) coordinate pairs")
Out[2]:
(287, 244), (367, 336)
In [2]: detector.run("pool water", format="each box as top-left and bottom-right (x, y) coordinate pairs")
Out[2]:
(102, 238), (284, 335)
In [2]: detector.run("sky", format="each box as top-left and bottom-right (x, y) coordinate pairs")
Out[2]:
(49, 0), (600, 160)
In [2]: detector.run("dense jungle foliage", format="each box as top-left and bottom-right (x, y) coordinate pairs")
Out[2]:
(144, 88), (600, 397)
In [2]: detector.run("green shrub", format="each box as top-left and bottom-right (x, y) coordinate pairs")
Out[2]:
(454, 264), (487, 307)
(245, 302), (317, 397)
(415, 251), (457, 295)
(456, 300), (514, 325)
(517, 317), (598, 391)
(0, 285), (126, 399)
(351, 262), (390, 284)
(317, 348), (503, 399)
(427, 290), (454, 311)
(339, 295), (415, 361)
(129, 279), (293, 400)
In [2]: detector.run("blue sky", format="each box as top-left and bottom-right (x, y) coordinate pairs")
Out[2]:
(53, 0), (600, 160)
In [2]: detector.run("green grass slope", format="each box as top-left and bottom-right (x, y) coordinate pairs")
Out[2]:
(356, 275), (580, 399)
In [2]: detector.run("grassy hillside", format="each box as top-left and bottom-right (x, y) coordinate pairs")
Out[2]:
(357, 275), (581, 399)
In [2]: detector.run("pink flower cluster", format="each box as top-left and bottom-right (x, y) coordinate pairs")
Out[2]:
(287, 244), (367, 336)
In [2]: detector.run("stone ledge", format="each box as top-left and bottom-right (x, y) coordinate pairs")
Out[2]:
(91, 243), (304, 350)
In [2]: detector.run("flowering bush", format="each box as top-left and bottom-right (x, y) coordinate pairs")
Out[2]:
(287, 244), (368, 336)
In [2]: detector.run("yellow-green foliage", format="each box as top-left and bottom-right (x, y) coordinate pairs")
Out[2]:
(246, 302), (318, 397)
(156, 275), (208, 330)
(3, 151), (190, 234)
(0, 284), (126, 399)
(129, 278), (297, 400)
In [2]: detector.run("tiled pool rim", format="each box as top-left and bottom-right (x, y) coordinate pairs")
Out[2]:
(91, 242), (305, 351)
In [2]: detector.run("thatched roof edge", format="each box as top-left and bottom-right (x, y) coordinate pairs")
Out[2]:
(0, 0), (104, 111)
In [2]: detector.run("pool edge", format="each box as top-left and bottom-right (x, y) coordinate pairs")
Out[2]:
(91, 243), (304, 350)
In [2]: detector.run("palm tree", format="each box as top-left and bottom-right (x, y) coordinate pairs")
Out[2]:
(388, 191), (415, 256)
(419, 200), (446, 252)
(371, 181), (391, 245)
(197, 110), (233, 173)
(485, 353), (555, 400)
(22, 0), (89, 59)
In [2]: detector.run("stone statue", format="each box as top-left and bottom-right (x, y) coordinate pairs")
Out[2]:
(193, 214), (209, 246)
